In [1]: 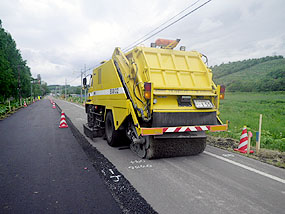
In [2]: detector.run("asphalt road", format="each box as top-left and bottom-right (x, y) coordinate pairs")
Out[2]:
(0, 99), (122, 213)
(54, 98), (285, 214)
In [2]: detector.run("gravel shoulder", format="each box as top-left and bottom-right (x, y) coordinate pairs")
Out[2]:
(207, 136), (285, 169)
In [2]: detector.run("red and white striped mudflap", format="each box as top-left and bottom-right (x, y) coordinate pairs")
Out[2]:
(162, 126), (210, 133)
(59, 112), (68, 128)
(234, 126), (254, 153)
(52, 102), (56, 109)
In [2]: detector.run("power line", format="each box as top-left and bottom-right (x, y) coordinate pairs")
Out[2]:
(65, 1), (212, 86)
(124, 0), (212, 52)
(122, 0), (201, 51)
(66, 65), (97, 84)
(66, 73), (81, 84)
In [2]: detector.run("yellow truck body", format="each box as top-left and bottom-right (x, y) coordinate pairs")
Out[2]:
(84, 43), (227, 158)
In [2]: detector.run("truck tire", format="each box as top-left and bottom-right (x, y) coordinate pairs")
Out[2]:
(105, 111), (120, 147)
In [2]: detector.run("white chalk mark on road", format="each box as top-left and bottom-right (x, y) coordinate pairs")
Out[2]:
(128, 164), (152, 170)
(109, 169), (121, 182)
(204, 151), (285, 184)
(130, 160), (146, 164)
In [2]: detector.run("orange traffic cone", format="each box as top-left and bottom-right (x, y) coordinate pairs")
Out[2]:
(234, 126), (254, 153)
(33, 99), (35, 103)
(59, 111), (68, 128)
(52, 102), (56, 109)
(24, 101), (27, 107)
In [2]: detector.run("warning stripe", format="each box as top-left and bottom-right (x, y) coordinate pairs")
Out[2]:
(240, 133), (247, 139)
(237, 127), (248, 151)
(60, 120), (67, 125)
(141, 124), (228, 136)
(162, 126), (210, 133)
(238, 140), (248, 150)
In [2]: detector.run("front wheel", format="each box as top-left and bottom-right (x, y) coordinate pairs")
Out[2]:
(105, 111), (120, 147)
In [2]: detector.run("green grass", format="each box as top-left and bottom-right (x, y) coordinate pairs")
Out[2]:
(66, 96), (84, 104)
(212, 92), (285, 151)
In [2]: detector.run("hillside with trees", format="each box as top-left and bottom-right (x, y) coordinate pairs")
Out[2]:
(211, 56), (285, 92)
(48, 85), (81, 96)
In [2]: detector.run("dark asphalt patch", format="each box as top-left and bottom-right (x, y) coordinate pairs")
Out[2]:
(56, 104), (157, 214)
(0, 100), (122, 214)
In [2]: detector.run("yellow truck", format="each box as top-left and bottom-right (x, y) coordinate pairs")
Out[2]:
(83, 39), (227, 159)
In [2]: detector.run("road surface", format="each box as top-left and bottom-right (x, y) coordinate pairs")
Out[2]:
(0, 99), (122, 213)
(54, 98), (285, 214)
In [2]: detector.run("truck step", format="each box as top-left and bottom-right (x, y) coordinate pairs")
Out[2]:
(83, 123), (104, 140)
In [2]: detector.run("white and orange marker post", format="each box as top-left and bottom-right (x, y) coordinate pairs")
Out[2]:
(257, 114), (262, 154)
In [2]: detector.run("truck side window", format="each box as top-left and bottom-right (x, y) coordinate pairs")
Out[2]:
(90, 75), (93, 87)
(98, 69), (101, 84)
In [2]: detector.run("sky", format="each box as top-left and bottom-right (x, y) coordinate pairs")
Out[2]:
(1, 0), (284, 86)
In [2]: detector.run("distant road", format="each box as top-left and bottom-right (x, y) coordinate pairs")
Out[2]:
(0, 99), (121, 213)
(55, 98), (285, 214)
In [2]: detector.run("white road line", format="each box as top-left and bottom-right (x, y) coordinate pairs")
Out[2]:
(204, 151), (285, 184)
(60, 100), (85, 109)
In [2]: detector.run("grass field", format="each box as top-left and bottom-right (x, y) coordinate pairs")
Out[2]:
(212, 92), (285, 152)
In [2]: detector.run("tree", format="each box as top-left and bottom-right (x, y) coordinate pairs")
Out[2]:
(0, 19), (32, 101)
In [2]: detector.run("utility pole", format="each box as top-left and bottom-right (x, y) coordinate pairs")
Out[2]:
(80, 69), (83, 103)
(65, 78), (67, 100)
(84, 64), (87, 104)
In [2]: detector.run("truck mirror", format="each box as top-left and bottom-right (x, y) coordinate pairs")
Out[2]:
(83, 77), (87, 87)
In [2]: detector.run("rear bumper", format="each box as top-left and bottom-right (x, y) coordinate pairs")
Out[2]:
(152, 112), (218, 127)
(141, 123), (228, 136)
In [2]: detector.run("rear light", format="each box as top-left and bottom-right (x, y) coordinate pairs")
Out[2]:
(220, 85), (225, 99)
(144, 82), (152, 100)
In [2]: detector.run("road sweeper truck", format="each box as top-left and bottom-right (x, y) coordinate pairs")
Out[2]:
(83, 39), (227, 159)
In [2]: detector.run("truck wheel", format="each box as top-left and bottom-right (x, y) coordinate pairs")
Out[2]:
(105, 111), (120, 147)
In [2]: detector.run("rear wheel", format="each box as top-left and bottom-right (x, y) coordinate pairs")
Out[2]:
(105, 111), (120, 147)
